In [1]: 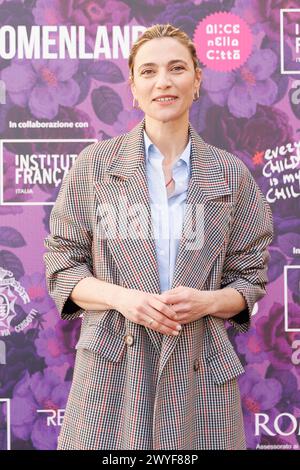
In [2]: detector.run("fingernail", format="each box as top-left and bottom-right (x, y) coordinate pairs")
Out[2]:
(173, 331), (179, 336)
(176, 325), (182, 331)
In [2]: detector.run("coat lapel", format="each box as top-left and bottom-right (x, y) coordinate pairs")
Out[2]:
(93, 119), (163, 352)
(157, 126), (233, 378)
(93, 117), (233, 367)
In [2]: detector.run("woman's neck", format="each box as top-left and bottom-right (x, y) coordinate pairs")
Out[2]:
(144, 115), (190, 166)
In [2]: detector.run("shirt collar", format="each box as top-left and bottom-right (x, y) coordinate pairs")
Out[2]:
(143, 129), (191, 170)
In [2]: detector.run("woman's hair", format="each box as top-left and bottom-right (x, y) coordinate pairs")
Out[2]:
(128, 23), (200, 81)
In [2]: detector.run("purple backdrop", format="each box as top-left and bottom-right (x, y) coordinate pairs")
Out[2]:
(0, 0), (299, 450)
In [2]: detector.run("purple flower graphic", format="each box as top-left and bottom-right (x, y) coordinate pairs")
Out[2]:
(33, 0), (130, 38)
(203, 49), (278, 118)
(155, 0), (232, 40)
(236, 329), (267, 364)
(55, 318), (81, 357)
(239, 0), (300, 40)
(203, 104), (293, 161)
(271, 188), (300, 226)
(35, 328), (70, 367)
(266, 367), (300, 416)
(239, 366), (282, 448)
(232, 0), (264, 35)
(113, 109), (144, 134)
(10, 369), (71, 449)
(267, 248), (287, 284)
(232, 0), (300, 42)
(240, 367), (282, 416)
(122, 0), (170, 24)
(236, 105), (293, 157)
(0, 0), (34, 36)
(20, 272), (52, 305)
(33, 0), (70, 25)
(256, 303), (300, 369)
(1, 58), (80, 119)
(0, 331), (45, 398)
(275, 216), (300, 239)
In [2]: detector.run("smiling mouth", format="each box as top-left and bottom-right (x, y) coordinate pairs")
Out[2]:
(153, 97), (179, 103)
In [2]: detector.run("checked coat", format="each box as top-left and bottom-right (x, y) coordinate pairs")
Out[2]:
(43, 117), (273, 450)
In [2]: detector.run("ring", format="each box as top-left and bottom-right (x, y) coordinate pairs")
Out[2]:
(149, 318), (154, 326)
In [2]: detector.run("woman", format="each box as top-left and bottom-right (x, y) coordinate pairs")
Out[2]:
(44, 24), (273, 450)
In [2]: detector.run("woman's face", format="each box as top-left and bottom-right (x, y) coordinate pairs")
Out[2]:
(130, 37), (202, 123)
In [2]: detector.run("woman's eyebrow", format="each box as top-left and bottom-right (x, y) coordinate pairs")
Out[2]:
(138, 60), (188, 71)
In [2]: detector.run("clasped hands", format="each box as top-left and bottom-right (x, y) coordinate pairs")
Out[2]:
(117, 284), (215, 336)
(154, 285), (214, 326)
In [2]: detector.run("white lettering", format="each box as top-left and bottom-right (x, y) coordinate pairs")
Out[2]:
(0, 25), (147, 59)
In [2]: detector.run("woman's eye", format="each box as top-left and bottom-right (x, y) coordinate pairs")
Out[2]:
(141, 66), (184, 75)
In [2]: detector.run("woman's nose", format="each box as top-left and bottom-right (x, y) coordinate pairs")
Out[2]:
(155, 72), (172, 87)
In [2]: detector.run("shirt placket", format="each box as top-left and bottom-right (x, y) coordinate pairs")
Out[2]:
(169, 162), (186, 288)
(149, 150), (170, 293)
(159, 157), (170, 293)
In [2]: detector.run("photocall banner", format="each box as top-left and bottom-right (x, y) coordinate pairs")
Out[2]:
(0, 0), (299, 451)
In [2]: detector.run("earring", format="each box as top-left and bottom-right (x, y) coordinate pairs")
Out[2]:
(193, 89), (200, 101)
(133, 97), (139, 108)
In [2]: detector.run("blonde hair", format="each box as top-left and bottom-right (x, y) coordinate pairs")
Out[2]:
(128, 23), (200, 81)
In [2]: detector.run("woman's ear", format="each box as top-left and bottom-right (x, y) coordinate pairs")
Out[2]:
(129, 75), (135, 96)
(196, 67), (202, 88)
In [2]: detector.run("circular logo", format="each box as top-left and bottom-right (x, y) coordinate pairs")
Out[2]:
(193, 12), (253, 72)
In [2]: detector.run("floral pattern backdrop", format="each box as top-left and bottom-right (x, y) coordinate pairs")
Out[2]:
(0, 0), (299, 450)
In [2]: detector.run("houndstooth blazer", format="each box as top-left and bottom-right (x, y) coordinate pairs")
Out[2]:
(43, 117), (273, 450)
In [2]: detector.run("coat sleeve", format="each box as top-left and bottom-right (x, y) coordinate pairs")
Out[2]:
(220, 164), (274, 333)
(43, 145), (95, 320)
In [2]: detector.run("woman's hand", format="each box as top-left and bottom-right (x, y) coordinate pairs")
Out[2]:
(154, 285), (214, 325)
(114, 287), (183, 336)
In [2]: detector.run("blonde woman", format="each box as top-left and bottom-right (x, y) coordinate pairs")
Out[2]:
(44, 24), (273, 450)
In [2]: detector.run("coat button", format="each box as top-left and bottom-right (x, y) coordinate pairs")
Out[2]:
(193, 358), (199, 371)
(124, 334), (134, 346)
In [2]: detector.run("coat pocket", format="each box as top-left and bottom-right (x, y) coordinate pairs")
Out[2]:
(205, 346), (245, 385)
(75, 324), (126, 362)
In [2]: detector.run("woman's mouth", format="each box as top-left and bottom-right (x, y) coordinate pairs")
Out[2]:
(153, 96), (179, 105)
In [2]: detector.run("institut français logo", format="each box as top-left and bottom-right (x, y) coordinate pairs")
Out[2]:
(0, 267), (38, 337)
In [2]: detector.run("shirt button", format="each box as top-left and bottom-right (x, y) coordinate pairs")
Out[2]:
(193, 358), (200, 371)
(124, 334), (134, 346)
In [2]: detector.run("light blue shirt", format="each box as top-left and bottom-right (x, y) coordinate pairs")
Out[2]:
(143, 129), (191, 293)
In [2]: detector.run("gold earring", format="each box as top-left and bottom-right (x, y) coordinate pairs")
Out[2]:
(133, 97), (139, 108)
(193, 89), (200, 101)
